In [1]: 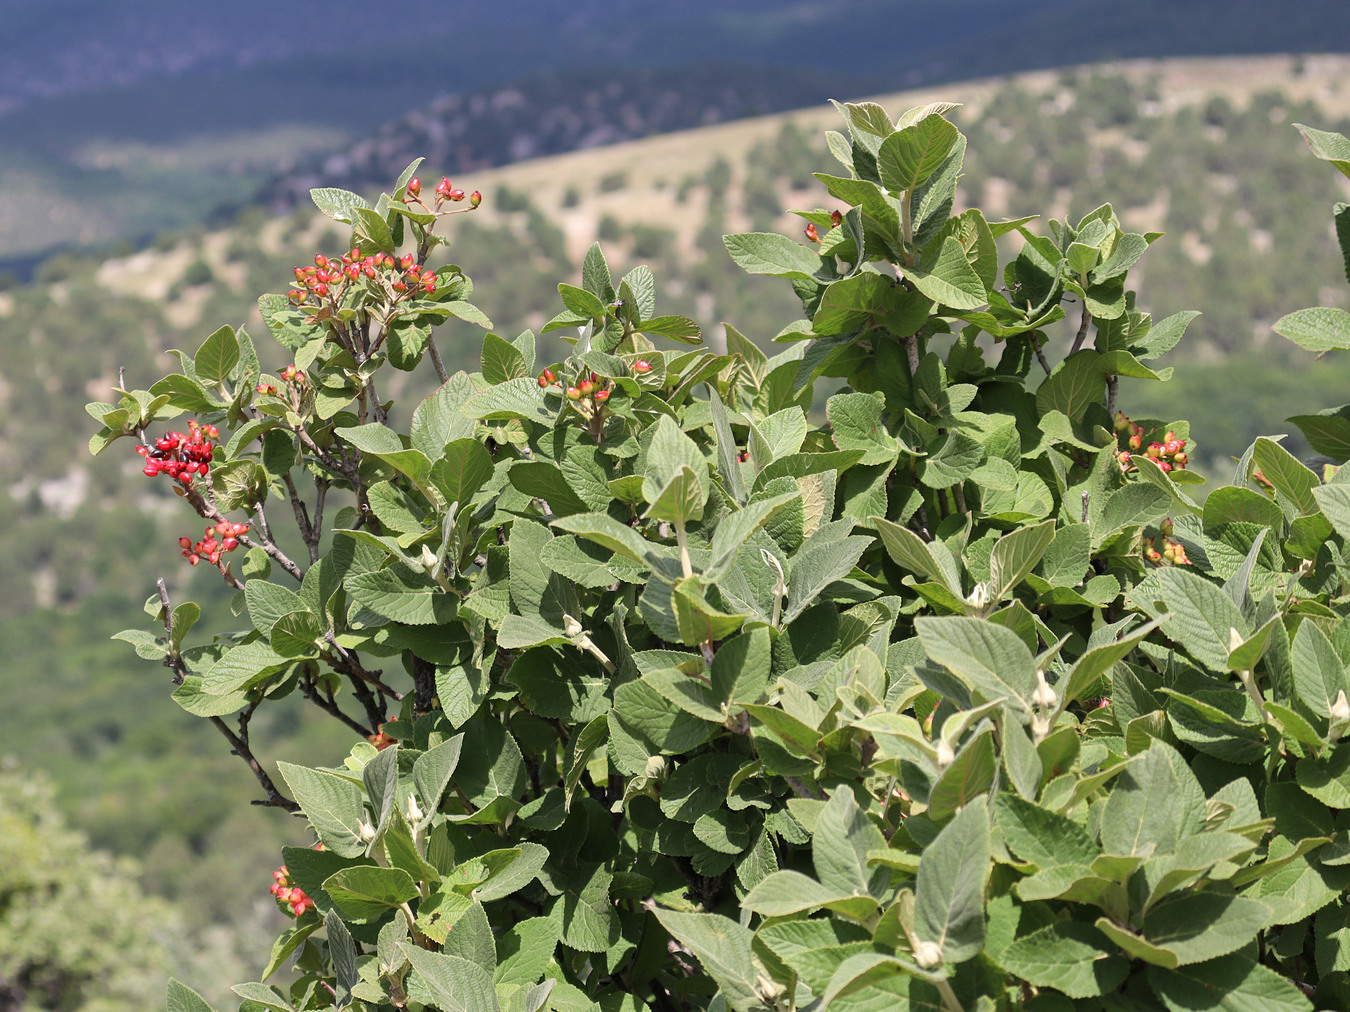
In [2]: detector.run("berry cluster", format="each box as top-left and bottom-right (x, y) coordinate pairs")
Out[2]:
(287, 248), (447, 311)
(1113, 412), (1189, 473)
(179, 520), (249, 567)
(269, 865), (314, 917)
(804, 209), (843, 244)
(404, 176), (482, 209)
(1144, 519), (1191, 566)
(136, 420), (218, 486)
(367, 724), (396, 751)
(256, 363), (307, 398)
(537, 363), (649, 423)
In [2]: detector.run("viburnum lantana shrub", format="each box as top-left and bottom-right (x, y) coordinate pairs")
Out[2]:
(92, 107), (1350, 1011)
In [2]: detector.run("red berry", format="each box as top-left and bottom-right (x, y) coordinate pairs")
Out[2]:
(314, 255), (328, 267)
(594, 389), (610, 402)
(188, 554), (200, 566)
(633, 360), (652, 374)
(469, 190), (482, 207)
(566, 386), (581, 400)
(538, 374), (550, 388)
(400, 254), (414, 269)
(407, 177), (421, 196)
(544, 368), (556, 383)
(143, 464), (158, 477)
(449, 188), (465, 201)
(222, 537), (239, 552)
(579, 380), (594, 395)
(179, 536), (192, 549)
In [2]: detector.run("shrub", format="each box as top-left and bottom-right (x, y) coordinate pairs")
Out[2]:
(93, 112), (1350, 1011)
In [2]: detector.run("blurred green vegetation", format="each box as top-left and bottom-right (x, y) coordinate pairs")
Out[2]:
(1, 68), (1348, 998)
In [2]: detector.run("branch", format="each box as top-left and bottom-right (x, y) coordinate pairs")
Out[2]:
(249, 500), (305, 582)
(1033, 333), (1052, 375)
(299, 676), (374, 738)
(156, 579), (298, 812)
(1069, 301), (1093, 355)
(426, 336), (449, 384)
(281, 471), (320, 565)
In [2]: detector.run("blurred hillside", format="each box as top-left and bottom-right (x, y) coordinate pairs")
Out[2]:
(3, 0), (1350, 268)
(5, 52), (1350, 998)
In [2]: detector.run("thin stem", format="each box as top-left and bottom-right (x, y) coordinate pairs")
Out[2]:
(1069, 299), (1092, 355)
(281, 471), (320, 565)
(250, 500), (305, 582)
(427, 336), (449, 383)
(299, 676), (374, 738)
(1033, 334), (1052, 375)
(953, 483), (967, 515)
(675, 521), (693, 579)
(936, 979), (966, 1012)
(1106, 373), (1119, 418)
(902, 333), (920, 377)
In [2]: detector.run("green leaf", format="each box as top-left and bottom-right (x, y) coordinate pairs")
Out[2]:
(1293, 619), (1350, 719)
(310, 186), (369, 223)
(327, 909), (359, 1006)
(347, 565), (458, 625)
(814, 788), (888, 901)
(706, 492), (797, 578)
(741, 869), (873, 918)
(1099, 741), (1206, 858)
(877, 113), (960, 193)
(1037, 351), (1105, 421)
(480, 332), (528, 384)
(551, 513), (656, 568)
(644, 414), (711, 501)
(323, 865), (420, 922)
(1203, 486), (1286, 530)
(581, 241), (615, 302)
(916, 617), (1036, 716)
(414, 734), (464, 815)
(1253, 437), (1319, 515)
(430, 438), (495, 507)
(462, 377), (557, 426)
(989, 520), (1056, 600)
(195, 325), (240, 385)
(827, 391), (902, 465)
(908, 236), (987, 310)
(708, 387), (747, 505)
(1140, 892), (1273, 966)
(403, 947), (501, 1012)
(1314, 482), (1350, 540)
(1147, 950), (1313, 1011)
(724, 232), (824, 280)
(651, 908), (763, 1011)
(276, 762), (368, 857)
(643, 466), (705, 526)
(873, 516), (959, 591)
(1296, 122), (1350, 179)
(914, 794), (991, 965)
(1288, 409), (1350, 461)
(167, 979), (217, 1012)
(1158, 567), (1247, 671)
(995, 793), (1098, 869)
(354, 206), (395, 254)
(558, 282), (607, 321)
(999, 922), (1129, 999)
(784, 535), (871, 624)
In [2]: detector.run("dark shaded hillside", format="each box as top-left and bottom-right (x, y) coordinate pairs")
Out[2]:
(260, 65), (843, 211)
